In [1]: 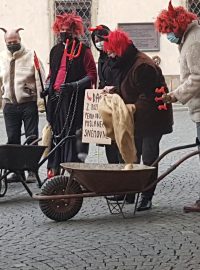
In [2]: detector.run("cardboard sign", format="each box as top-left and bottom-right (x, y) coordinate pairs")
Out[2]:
(82, 89), (111, 144)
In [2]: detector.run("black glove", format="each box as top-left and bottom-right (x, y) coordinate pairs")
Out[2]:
(60, 76), (91, 92)
(60, 82), (77, 92)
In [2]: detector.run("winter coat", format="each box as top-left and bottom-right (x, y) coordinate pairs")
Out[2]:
(113, 44), (173, 137)
(0, 45), (45, 109)
(173, 21), (200, 123)
(91, 27), (114, 89)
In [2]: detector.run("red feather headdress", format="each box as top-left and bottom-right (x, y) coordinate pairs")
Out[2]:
(155, 1), (197, 36)
(103, 29), (132, 57)
(52, 13), (84, 35)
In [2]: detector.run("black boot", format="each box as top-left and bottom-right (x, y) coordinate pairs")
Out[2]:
(137, 196), (152, 211)
(26, 171), (37, 183)
(125, 194), (135, 204)
(7, 173), (20, 183)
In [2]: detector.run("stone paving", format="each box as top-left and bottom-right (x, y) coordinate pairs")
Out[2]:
(0, 110), (200, 270)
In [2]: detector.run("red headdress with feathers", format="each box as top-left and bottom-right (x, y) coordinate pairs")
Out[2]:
(155, 0), (197, 36)
(52, 13), (84, 36)
(103, 29), (132, 57)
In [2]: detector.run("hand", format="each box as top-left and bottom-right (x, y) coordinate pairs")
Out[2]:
(60, 82), (77, 92)
(162, 93), (177, 103)
(101, 86), (115, 94)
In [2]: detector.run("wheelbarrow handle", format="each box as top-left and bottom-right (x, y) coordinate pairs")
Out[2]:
(37, 134), (76, 168)
(151, 139), (199, 167)
(143, 149), (200, 192)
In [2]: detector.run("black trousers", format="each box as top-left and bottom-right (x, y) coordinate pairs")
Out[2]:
(3, 102), (39, 144)
(105, 143), (124, 164)
(135, 134), (162, 200)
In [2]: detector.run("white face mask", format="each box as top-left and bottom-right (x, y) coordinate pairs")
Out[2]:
(95, 41), (104, 50)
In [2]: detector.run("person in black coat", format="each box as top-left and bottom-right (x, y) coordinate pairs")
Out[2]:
(90, 25), (135, 203)
(45, 13), (97, 177)
(103, 29), (173, 210)
(90, 25), (123, 164)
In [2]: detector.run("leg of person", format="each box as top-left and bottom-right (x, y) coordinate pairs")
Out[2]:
(105, 144), (122, 200)
(183, 122), (200, 212)
(137, 134), (162, 211)
(3, 103), (23, 182)
(105, 143), (121, 164)
(22, 102), (39, 143)
(3, 103), (22, 144)
(107, 138), (142, 203)
(22, 102), (39, 183)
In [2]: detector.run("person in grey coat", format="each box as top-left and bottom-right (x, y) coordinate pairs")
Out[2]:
(155, 1), (200, 212)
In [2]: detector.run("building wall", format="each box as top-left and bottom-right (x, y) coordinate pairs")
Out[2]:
(96, 0), (186, 76)
(0, 0), (188, 97)
(0, 0), (51, 73)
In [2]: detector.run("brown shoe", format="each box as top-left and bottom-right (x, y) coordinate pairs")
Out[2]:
(183, 200), (200, 213)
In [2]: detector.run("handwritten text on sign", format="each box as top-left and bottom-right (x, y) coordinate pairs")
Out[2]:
(82, 89), (111, 144)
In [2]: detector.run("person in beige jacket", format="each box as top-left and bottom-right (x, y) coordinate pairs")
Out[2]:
(0, 28), (45, 182)
(155, 1), (200, 212)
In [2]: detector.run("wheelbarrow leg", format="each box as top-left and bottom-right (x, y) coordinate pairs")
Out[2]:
(133, 193), (140, 215)
(17, 172), (33, 197)
(105, 195), (126, 218)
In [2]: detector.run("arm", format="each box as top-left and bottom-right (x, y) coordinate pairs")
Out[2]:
(83, 48), (97, 87)
(60, 48), (97, 91)
(34, 55), (46, 112)
(173, 41), (200, 104)
(133, 63), (158, 96)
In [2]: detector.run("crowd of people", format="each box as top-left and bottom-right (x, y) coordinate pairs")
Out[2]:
(0, 0), (199, 212)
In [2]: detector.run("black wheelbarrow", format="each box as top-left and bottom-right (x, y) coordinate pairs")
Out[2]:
(33, 139), (200, 222)
(0, 144), (46, 197)
(0, 134), (75, 198)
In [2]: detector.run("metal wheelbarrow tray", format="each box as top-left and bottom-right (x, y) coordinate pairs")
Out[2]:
(34, 139), (200, 222)
(61, 163), (155, 193)
(0, 144), (46, 197)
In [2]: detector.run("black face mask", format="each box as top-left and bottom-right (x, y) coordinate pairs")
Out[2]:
(7, 43), (21, 53)
(60, 32), (73, 43)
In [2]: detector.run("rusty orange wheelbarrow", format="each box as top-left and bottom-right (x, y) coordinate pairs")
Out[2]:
(33, 139), (200, 222)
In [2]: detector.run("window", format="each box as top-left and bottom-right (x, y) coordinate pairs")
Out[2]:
(54, 0), (92, 46)
(187, 0), (200, 17)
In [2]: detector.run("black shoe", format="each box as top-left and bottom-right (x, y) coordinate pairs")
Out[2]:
(7, 173), (20, 183)
(137, 197), (152, 211)
(26, 171), (37, 183)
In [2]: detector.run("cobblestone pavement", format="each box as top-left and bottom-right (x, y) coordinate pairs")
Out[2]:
(0, 110), (200, 270)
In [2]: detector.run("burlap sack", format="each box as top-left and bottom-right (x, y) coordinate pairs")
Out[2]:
(40, 123), (52, 158)
(98, 93), (137, 164)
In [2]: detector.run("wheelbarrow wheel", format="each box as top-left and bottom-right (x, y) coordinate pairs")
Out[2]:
(39, 175), (83, 221)
(0, 170), (8, 197)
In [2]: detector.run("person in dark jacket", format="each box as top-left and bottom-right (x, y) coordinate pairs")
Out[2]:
(90, 25), (123, 164)
(45, 13), (97, 177)
(104, 29), (173, 211)
(90, 25), (136, 204)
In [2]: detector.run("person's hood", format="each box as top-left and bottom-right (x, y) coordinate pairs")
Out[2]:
(91, 24), (110, 52)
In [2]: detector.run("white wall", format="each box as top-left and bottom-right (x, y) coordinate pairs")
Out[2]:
(0, 0), (51, 74)
(96, 0), (186, 75)
(0, 0), (188, 76)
